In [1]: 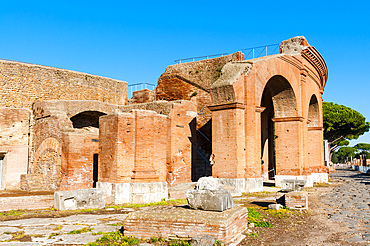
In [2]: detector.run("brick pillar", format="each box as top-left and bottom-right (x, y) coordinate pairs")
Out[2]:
(306, 127), (325, 173)
(99, 113), (136, 183)
(131, 110), (160, 183)
(209, 103), (246, 179)
(273, 117), (304, 176)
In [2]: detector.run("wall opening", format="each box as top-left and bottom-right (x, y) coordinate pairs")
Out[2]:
(93, 153), (98, 188)
(261, 75), (297, 180)
(70, 111), (107, 129)
(0, 155), (4, 189)
(194, 120), (212, 181)
(308, 95), (319, 127)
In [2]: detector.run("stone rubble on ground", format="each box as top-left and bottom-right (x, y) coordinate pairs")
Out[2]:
(186, 177), (233, 212)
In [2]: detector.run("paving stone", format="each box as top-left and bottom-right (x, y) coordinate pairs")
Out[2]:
(0, 227), (22, 234)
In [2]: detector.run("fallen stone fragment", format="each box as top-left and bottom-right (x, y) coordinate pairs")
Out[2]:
(268, 203), (283, 210)
(190, 234), (215, 246)
(186, 177), (233, 212)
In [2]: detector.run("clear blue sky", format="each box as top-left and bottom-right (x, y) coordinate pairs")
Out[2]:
(1, 1), (369, 144)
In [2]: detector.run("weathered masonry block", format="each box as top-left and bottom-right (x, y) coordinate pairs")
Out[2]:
(123, 206), (248, 244)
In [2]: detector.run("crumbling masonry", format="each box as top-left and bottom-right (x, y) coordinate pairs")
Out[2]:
(0, 36), (328, 203)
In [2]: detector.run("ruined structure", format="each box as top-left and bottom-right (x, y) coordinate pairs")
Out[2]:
(0, 36), (328, 201)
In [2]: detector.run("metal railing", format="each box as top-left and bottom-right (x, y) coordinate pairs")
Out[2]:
(174, 43), (280, 64)
(128, 83), (156, 98)
(175, 53), (229, 64)
(241, 44), (280, 60)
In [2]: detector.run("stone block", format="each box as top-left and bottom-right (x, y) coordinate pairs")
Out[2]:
(54, 188), (106, 210)
(186, 189), (233, 212)
(268, 203), (283, 210)
(97, 182), (168, 204)
(281, 179), (307, 192)
(190, 235), (215, 246)
(245, 178), (263, 192)
(276, 191), (308, 209)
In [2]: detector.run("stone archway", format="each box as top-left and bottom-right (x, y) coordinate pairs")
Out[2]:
(260, 75), (298, 180)
(306, 94), (324, 171)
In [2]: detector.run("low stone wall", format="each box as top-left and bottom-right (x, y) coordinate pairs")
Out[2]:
(0, 195), (54, 211)
(54, 188), (106, 210)
(352, 165), (370, 174)
(124, 205), (248, 244)
(97, 182), (168, 204)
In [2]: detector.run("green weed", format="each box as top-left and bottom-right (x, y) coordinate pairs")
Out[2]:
(87, 231), (140, 246)
(67, 227), (93, 234)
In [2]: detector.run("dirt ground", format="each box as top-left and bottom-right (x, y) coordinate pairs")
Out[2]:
(238, 180), (365, 246)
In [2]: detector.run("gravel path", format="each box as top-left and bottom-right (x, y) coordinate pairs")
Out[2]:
(321, 167), (370, 243)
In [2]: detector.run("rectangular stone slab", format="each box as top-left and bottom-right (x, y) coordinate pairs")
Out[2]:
(123, 205), (248, 244)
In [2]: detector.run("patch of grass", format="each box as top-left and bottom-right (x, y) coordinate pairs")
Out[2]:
(87, 231), (140, 246)
(214, 67), (222, 79)
(48, 232), (60, 239)
(246, 232), (259, 238)
(254, 221), (273, 228)
(150, 236), (159, 243)
(313, 182), (330, 187)
(242, 191), (274, 197)
(92, 231), (104, 235)
(106, 199), (187, 209)
(169, 239), (191, 246)
(107, 223), (124, 226)
(247, 208), (262, 223)
(0, 210), (25, 217)
(67, 227), (93, 234)
(52, 225), (62, 231)
(265, 208), (293, 219)
(247, 208), (273, 228)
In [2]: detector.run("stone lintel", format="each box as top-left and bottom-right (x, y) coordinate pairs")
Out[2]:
(208, 102), (245, 111)
(272, 116), (304, 122)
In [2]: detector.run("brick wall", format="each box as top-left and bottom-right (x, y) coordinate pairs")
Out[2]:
(0, 108), (31, 189)
(99, 111), (167, 183)
(156, 52), (243, 128)
(0, 60), (128, 109)
(100, 101), (197, 185)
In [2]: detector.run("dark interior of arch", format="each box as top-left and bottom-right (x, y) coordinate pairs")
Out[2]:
(70, 111), (107, 129)
(262, 75), (297, 118)
(308, 95), (319, 127)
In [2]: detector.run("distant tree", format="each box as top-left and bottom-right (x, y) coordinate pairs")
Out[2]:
(331, 152), (339, 163)
(323, 102), (370, 153)
(336, 146), (357, 163)
(354, 143), (370, 152)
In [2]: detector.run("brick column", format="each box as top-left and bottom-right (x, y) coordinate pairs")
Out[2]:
(131, 110), (159, 183)
(272, 117), (304, 176)
(209, 103), (246, 179)
(306, 127), (325, 173)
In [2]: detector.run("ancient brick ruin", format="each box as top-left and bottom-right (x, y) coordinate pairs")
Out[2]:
(0, 36), (328, 203)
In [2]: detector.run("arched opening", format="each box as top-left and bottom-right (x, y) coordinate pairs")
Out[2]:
(70, 111), (107, 129)
(308, 95), (319, 127)
(307, 94), (322, 169)
(261, 75), (297, 180)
